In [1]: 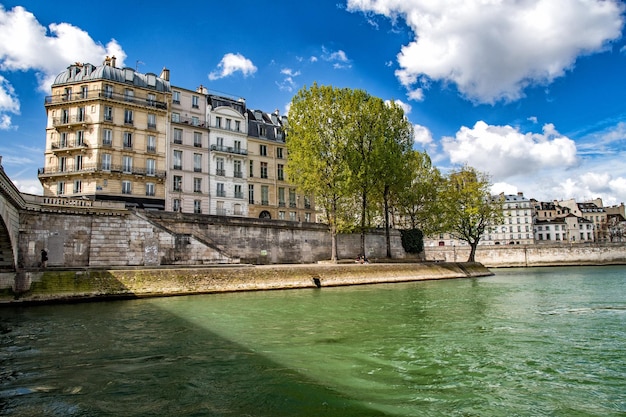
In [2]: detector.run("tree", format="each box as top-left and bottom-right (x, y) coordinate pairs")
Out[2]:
(440, 166), (503, 262)
(285, 83), (360, 261)
(393, 150), (444, 236)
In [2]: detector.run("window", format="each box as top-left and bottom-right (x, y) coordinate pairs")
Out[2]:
(289, 189), (296, 208)
(259, 126), (267, 137)
(194, 177), (202, 193)
(124, 109), (133, 124)
(103, 129), (112, 146)
(147, 113), (156, 129)
(75, 155), (83, 171)
(304, 195), (311, 209)
(146, 159), (156, 176)
(59, 157), (67, 172)
(261, 186), (269, 205)
(289, 212), (297, 221)
(215, 116), (222, 128)
(173, 175), (182, 192)
(194, 132), (202, 147)
(59, 132), (68, 148)
(173, 199), (180, 212)
(174, 129), (183, 144)
(101, 153), (111, 171)
(277, 147), (284, 159)
(216, 157), (225, 176)
(57, 181), (65, 195)
(192, 95), (199, 108)
(233, 203), (242, 216)
(122, 156), (132, 173)
(147, 135), (156, 153)
(104, 84), (113, 98)
(305, 213), (311, 223)
(277, 164), (284, 181)
(248, 185), (254, 204)
(124, 89), (134, 102)
(260, 144), (267, 156)
(217, 183), (225, 197)
(279, 211), (285, 220)
(173, 91), (181, 104)
(249, 160), (254, 177)
(64, 87), (72, 100)
(216, 137), (224, 147)
(194, 153), (202, 172)
(235, 120), (241, 132)
(234, 160), (242, 178)
(278, 187), (285, 206)
(234, 140), (241, 153)
(104, 106), (113, 122)
(147, 93), (156, 106)
(122, 180), (132, 194)
(226, 118), (231, 130)
(146, 182), (155, 197)
(171, 112), (180, 123)
(192, 116), (199, 126)
(78, 107), (86, 122)
(260, 162), (268, 179)
(216, 201), (225, 216)
(81, 85), (89, 98)
(73, 180), (82, 193)
(123, 132), (132, 149)
(173, 150), (182, 170)
(234, 184), (243, 199)
(194, 200), (202, 214)
(76, 130), (84, 146)
(61, 109), (69, 124)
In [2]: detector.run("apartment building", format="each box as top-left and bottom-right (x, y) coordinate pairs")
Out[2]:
(206, 94), (248, 217)
(246, 109), (315, 222)
(558, 198), (607, 242)
(38, 57), (170, 209)
(168, 85), (210, 213)
(483, 192), (534, 245)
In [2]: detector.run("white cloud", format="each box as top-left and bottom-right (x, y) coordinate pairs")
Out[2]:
(413, 124), (432, 146)
(385, 99), (411, 115)
(0, 5), (125, 128)
(208, 53), (257, 80)
(491, 182), (519, 196)
(527, 116), (538, 124)
(277, 68), (302, 92)
(322, 47), (352, 69)
(407, 87), (424, 101)
(442, 121), (578, 179)
(347, 0), (624, 103)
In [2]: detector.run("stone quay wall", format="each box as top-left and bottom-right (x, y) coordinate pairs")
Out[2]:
(0, 262), (491, 305)
(17, 210), (409, 269)
(424, 243), (626, 267)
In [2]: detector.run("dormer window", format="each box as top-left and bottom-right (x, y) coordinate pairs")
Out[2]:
(124, 68), (134, 82)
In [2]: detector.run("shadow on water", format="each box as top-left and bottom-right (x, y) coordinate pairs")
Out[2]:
(0, 298), (393, 417)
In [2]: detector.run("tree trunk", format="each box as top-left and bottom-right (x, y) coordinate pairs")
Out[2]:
(360, 188), (367, 257)
(468, 242), (477, 263)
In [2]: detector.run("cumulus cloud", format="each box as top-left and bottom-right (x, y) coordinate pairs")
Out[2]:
(321, 47), (352, 69)
(276, 68), (301, 92)
(442, 121), (578, 179)
(347, 0), (624, 103)
(0, 5), (125, 129)
(413, 124), (432, 146)
(208, 53), (257, 80)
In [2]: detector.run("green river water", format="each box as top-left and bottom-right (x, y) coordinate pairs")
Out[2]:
(1, 266), (625, 416)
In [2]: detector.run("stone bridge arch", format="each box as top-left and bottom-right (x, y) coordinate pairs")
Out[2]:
(0, 165), (25, 271)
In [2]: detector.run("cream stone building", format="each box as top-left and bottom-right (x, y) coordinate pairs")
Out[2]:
(246, 109), (315, 222)
(39, 57), (171, 209)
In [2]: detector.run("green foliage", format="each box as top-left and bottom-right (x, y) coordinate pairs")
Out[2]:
(400, 228), (424, 254)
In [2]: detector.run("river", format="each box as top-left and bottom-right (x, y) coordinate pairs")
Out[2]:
(1, 265), (625, 416)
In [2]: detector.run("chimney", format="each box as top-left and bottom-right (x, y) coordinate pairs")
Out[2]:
(111, 55), (117, 68)
(160, 67), (170, 81)
(104, 56), (111, 66)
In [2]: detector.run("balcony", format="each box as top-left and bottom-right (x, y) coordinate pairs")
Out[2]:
(38, 163), (166, 178)
(171, 114), (207, 128)
(234, 192), (244, 199)
(45, 90), (167, 110)
(52, 115), (92, 128)
(216, 190), (226, 198)
(210, 144), (247, 156)
(215, 169), (226, 176)
(50, 139), (89, 152)
(233, 171), (243, 178)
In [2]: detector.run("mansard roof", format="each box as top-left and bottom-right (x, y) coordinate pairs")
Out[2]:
(52, 59), (170, 92)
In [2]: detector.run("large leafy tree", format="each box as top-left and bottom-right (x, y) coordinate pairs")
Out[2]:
(286, 83), (359, 261)
(440, 166), (503, 262)
(393, 150), (444, 236)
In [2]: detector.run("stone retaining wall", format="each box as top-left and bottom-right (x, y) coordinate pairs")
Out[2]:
(0, 262), (491, 304)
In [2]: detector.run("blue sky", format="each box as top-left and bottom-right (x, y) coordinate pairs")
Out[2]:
(1, 1), (626, 206)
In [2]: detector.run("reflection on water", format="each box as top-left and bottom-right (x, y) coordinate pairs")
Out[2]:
(1, 266), (625, 416)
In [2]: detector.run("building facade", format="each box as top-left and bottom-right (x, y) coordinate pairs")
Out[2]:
(39, 57), (171, 209)
(483, 192), (534, 245)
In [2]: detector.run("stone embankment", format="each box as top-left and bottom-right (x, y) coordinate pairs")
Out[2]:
(0, 262), (491, 305)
